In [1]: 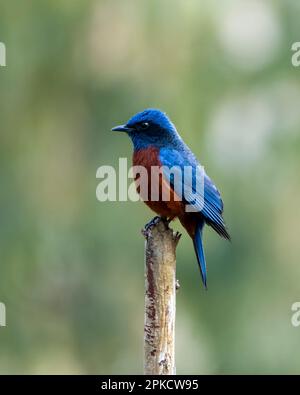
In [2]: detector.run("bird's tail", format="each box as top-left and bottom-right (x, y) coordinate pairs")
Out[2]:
(193, 221), (207, 289)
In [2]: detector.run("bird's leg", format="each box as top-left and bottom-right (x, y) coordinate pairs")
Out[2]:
(160, 216), (178, 227)
(166, 215), (176, 224)
(160, 216), (169, 226)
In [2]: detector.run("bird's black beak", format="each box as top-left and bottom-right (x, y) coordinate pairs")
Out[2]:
(111, 124), (134, 133)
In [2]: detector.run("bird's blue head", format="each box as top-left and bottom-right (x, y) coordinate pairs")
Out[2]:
(111, 108), (180, 150)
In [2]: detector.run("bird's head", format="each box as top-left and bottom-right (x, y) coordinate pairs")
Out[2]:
(111, 108), (179, 150)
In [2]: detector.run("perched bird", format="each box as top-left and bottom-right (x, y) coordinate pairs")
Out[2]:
(112, 109), (230, 287)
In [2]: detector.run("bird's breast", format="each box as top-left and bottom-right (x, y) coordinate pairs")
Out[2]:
(132, 146), (161, 168)
(132, 146), (185, 218)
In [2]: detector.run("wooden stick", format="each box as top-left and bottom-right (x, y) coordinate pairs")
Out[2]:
(142, 217), (181, 375)
(0, 302), (6, 327)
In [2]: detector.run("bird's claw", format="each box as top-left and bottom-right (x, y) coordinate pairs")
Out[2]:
(174, 231), (182, 245)
(144, 216), (162, 231)
(142, 216), (163, 237)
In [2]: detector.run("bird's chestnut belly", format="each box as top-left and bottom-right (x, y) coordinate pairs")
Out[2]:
(142, 197), (182, 218)
(132, 146), (185, 218)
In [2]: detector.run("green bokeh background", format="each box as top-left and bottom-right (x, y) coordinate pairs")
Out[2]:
(1, 0), (300, 374)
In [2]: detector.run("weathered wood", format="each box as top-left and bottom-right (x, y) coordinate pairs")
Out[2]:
(0, 302), (6, 327)
(142, 217), (181, 375)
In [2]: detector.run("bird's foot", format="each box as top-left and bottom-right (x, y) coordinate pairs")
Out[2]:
(163, 216), (176, 225)
(142, 216), (181, 242)
(141, 216), (163, 238)
(143, 216), (174, 232)
(144, 216), (162, 231)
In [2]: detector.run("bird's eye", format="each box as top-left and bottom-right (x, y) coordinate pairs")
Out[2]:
(140, 122), (149, 130)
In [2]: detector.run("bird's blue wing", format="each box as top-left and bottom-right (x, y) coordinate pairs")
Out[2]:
(159, 147), (229, 239)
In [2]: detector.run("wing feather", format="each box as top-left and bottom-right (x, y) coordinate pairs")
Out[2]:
(159, 147), (230, 239)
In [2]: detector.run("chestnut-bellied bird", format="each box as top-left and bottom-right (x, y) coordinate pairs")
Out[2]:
(112, 109), (230, 288)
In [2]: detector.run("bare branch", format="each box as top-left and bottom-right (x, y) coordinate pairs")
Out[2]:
(143, 217), (180, 375)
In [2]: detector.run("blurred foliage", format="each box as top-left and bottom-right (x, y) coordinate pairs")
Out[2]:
(0, 0), (300, 374)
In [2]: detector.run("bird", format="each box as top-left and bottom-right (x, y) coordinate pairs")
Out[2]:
(112, 108), (230, 288)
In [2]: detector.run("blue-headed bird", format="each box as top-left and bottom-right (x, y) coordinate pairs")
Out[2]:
(112, 109), (230, 288)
